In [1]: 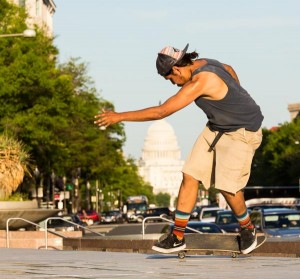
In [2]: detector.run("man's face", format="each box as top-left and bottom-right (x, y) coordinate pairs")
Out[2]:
(163, 67), (190, 87)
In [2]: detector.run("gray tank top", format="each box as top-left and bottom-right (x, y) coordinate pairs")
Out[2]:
(193, 59), (264, 132)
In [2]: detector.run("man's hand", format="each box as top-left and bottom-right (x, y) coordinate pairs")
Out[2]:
(94, 109), (121, 128)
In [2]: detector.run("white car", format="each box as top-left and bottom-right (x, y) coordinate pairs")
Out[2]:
(199, 207), (224, 222)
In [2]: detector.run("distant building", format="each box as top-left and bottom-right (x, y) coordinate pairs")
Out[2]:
(288, 102), (300, 121)
(138, 119), (184, 207)
(9, 0), (56, 37)
(269, 102), (300, 132)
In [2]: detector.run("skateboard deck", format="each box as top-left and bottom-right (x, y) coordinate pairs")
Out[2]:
(177, 232), (267, 259)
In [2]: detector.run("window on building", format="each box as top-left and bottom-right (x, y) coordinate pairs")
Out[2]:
(36, 0), (41, 16)
(19, 0), (26, 7)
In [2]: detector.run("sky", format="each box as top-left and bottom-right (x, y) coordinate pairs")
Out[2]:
(53, 0), (300, 160)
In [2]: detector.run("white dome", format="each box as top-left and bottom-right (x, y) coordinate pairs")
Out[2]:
(141, 119), (181, 161)
(138, 119), (184, 207)
(147, 119), (176, 137)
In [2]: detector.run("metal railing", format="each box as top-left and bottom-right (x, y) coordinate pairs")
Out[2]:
(6, 217), (105, 250)
(141, 216), (203, 239)
(44, 217), (104, 249)
(6, 217), (67, 248)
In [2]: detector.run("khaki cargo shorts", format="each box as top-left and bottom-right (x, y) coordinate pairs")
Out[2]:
(182, 126), (262, 194)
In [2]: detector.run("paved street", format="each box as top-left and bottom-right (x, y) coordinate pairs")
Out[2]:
(0, 248), (299, 279)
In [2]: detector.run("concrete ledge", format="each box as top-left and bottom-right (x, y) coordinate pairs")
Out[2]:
(63, 237), (300, 257)
(0, 230), (82, 250)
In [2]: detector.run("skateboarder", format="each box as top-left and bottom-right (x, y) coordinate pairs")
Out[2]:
(94, 44), (264, 254)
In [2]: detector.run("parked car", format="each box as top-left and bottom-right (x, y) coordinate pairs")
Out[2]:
(248, 204), (291, 211)
(215, 210), (240, 233)
(162, 221), (225, 234)
(250, 208), (300, 238)
(199, 207), (224, 222)
(190, 205), (219, 220)
(101, 210), (124, 224)
(78, 210), (100, 225)
(142, 207), (174, 222)
(46, 214), (85, 233)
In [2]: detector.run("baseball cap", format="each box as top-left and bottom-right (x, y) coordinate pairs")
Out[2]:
(156, 43), (189, 76)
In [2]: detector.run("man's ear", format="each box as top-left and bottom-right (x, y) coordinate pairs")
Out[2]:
(172, 66), (181, 75)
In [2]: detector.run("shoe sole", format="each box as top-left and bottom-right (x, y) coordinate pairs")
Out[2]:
(241, 236), (258, 254)
(152, 243), (187, 254)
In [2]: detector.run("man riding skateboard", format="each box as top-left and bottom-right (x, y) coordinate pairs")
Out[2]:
(94, 44), (264, 254)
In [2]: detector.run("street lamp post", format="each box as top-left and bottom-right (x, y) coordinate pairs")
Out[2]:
(86, 181), (91, 210)
(63, 176), (67, 213)
(0, 29), (36, 38)
(33, 167), (40, 207)
(51, 171), (55, 208)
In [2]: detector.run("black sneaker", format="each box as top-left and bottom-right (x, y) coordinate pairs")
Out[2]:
(152, 233), (186, 253)
(240, 227), (257, 254)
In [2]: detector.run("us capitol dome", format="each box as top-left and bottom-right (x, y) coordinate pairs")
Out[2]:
(138, 119), (184, 206)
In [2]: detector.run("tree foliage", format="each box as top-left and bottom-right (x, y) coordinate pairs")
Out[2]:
(0, 0), (153, 207)
(249, 118), (300, 186)
(0, 134), (30, 199)
(155, 192), (171, 207)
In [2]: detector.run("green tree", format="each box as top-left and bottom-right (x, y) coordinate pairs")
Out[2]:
(0, 1), (154, 207)
(249, 118), (300, 186)
(262, 118), (300, 185)
(155, 192), (171, 207)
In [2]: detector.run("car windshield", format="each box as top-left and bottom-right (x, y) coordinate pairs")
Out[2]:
(127, 204), (147, 211)
(264, 213), (300, 229)
(216, 213), (237, 224)
(105, 211), (119, 216)
(202, 210), (219, 219)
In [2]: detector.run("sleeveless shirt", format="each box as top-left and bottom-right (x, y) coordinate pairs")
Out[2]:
(193, 59), (264, 132)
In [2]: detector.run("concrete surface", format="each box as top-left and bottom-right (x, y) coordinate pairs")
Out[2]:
(0, 230), (83, 249)
(0, 248), (300, 279)
(63, 235), (300, 258)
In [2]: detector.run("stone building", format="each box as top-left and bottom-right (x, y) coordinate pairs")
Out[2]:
(9, 0), (56, 37)
(288, 102), (300, 121)
(138, 119), (184, 207)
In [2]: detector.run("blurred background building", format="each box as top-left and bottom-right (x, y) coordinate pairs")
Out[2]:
(288, 102), (300, 121)
(138, 119), (184, 207)
(9, 0), (56, 37)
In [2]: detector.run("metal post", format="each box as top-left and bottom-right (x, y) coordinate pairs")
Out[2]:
(74, 178), (79, 213)
(63, 176), (67, 213)
(96, 180), (99, 213)
(34, 167), (40, 207)
(51, 171), (55, 208)
(86, 181), (91, 210)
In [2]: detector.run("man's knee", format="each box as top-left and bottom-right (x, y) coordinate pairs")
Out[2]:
(182, 173), (199, 186)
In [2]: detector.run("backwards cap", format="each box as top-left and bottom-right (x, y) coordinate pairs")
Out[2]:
(156, 43), (189, 76)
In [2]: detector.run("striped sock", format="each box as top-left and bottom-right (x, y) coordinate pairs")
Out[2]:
(172, 210), (190, 240)
(235, 210), (254, 229)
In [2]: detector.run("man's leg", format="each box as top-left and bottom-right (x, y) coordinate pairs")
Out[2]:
(177, 173), (199, 212)
(220, 190), (257, 254)
(219, 190), (248, 216)
(152, 173), (199, 253)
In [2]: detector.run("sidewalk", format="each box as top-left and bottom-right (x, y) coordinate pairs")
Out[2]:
(0, 248), (300, 279)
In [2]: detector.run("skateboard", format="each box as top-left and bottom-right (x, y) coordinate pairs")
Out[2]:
(177, 232), (267, 259)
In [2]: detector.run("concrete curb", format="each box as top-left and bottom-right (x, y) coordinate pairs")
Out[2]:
(63, 236), (300, 257)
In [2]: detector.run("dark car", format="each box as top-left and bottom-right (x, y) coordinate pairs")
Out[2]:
(78, 210), (100, 225)
(215, 210), (240, 233)
(47, 214), (85, 232)
(101, 210), (124, 224)
(143, 207), (174, 222)
(162, 221), (224, 234)
(248, 204), (292, 211)
(250, 208), (300, 238)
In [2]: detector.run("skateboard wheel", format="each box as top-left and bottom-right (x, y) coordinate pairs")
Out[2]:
(178, 251), (186, 259)
(231, 252), (238, 258)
